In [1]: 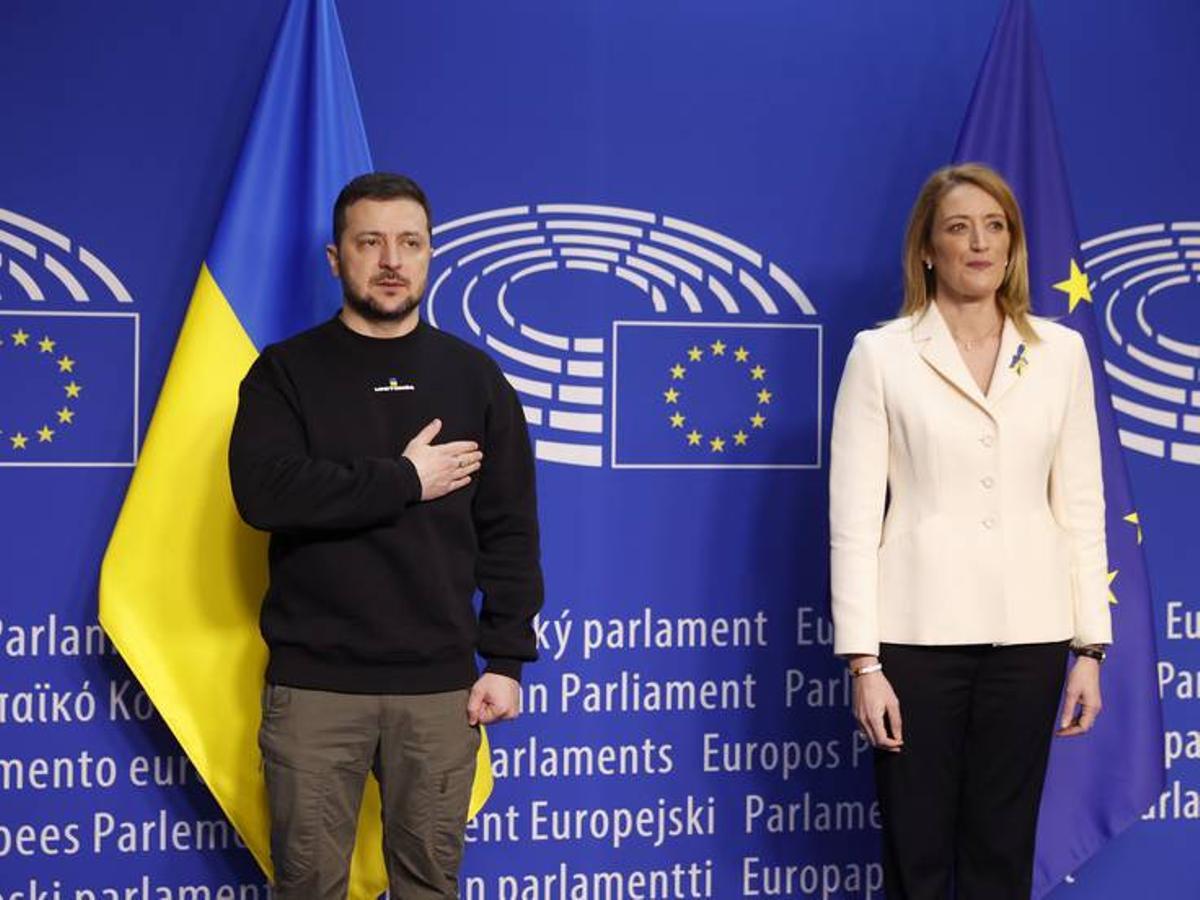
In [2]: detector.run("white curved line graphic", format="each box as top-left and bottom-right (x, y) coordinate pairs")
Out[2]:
(434, 223), (538, 257)
(1084, 239), (1173, 269)
(44, 252), (88, 301)
(458, 236), (546, 268)
(739, 269), (778, 315)
(536, 204), (655, 223)
(0, 209), (70, 250)
(79, 247), (133, 302)
(482, 249), (553, 277)
(434, 206), (530, 235)
(1080, 224), (1164, 250)
(1104, 287), (1123, 345)
(7, 258), (44, 301)
(0, 229), (37, 258)
(663, 216), (761, 266)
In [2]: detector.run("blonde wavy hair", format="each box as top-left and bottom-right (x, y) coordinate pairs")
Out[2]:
(901, 162), (1038, 343)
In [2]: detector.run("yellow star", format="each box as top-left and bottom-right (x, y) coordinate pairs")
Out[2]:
(37, 425), (54, 443)
(670, 363), (686, 380)
(1107, 569), (1119, 606)
(57, 355), (75, 373)
(710, 340), (726, 356)
(686, 429), (702, 446)
(750, 364), (766, 381)
(39, 336), (56, 353)
(11, 329), (30, 347)
(663, 387), (680, 404)
(1053, 259), (1092, 314)
(733, 430), (748, 446)
(710, 436), (726, 453)
(687, 345), (703, 362)
(750, 412), (766, 429)
(669, 412), (686, 428)
(64, 381), (82, 398)
(1123, 511), (1142, 545)
(734, 346), (750, 363)
(57, 407), (75, 425)
(757, 388), (772, 404)
(10, 433), (28, 450)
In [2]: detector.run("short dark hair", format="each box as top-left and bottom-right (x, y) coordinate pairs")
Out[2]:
(332, 172), (432, 245)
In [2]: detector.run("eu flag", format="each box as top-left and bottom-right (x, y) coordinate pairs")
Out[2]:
(612, 321), (821, 468)
(953, 1), (1164, 895)
(0, 312), (135, 465)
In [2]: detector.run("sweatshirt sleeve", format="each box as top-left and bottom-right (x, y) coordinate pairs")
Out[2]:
(228, 349), (423, 534)
(472, 363), (544, 681)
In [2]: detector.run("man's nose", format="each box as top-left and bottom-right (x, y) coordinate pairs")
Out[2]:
(379, 240), (401, 268)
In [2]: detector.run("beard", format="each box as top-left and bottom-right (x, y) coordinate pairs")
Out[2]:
(341, 276), (423, 323)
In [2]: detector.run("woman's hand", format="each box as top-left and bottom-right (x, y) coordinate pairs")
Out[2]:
(851, 657), (903, 752)
(1057, 656), (1102, 737)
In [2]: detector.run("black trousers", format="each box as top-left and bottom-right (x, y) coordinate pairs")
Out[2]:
(874, 642), (1069, 900)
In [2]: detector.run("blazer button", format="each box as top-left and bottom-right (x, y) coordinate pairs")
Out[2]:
(982, 516), (997, 529)
(981, 476), (995, 489)
(980, 434), (995, 447)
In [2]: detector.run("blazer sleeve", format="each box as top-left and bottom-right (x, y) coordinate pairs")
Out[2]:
(829, 331), (890, 656)
(1049, 332), (1112, 646)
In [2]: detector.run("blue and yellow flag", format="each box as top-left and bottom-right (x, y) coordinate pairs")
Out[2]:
(99, 1), (490, 895)
(953, 1), (1164, 895)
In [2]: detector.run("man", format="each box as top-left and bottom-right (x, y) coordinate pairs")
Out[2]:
(228, 172), (543, 899)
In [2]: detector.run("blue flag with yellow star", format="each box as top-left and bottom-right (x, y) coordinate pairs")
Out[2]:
(0, 312), (136, 465)
(954, 1), (1164, 895)
(611, 321), (821, 468)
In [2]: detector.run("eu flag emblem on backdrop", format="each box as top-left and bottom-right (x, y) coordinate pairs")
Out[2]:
(0, 312), (135, 465)
(611, 321), (821, 468)
(954, 1), (1164, 895)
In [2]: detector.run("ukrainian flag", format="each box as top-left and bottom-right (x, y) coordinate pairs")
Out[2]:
(99, 1), (490, 895)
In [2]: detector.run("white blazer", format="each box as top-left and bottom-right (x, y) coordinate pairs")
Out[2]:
(829, 301), (1112, 656)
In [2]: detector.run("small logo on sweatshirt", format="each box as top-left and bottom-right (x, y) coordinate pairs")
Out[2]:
(373, 377), (415, 393)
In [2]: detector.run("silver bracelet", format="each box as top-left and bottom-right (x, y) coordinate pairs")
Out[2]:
(849, 662), (883, 678)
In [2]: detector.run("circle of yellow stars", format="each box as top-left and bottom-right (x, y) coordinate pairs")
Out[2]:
(1, 326), (81, 451)
(662, 338), (773, 453)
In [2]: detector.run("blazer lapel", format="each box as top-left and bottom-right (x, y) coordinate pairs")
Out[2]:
(913, 303), (990, 414)
(985, 316), (1026, 405)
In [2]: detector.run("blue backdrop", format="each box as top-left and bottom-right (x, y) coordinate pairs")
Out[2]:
(1, 2), (1197, 897)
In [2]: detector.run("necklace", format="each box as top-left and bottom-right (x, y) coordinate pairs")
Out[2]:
(952, 325), (1001, 352)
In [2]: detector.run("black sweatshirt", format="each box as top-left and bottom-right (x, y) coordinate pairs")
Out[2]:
(228, 316), (543, 694)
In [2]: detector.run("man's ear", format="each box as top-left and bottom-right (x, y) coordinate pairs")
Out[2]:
(325, 243), (340, 277)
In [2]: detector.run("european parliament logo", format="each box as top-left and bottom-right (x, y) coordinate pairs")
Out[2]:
(1082, 219), (1200, 467)
(426, 202), (821, 469)
(0, 209), (138, 467)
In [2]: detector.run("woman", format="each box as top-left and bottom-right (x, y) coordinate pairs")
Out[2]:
(828, 163), (1111, 899)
